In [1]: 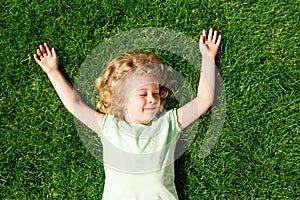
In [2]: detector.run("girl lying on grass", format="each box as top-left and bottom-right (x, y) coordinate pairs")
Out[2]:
(34, 28), (221, 200)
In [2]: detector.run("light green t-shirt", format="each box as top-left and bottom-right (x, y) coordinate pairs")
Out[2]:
(99, 109), (181, 200)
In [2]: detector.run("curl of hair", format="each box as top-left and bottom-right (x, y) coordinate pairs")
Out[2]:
(96, 52), (171, 120)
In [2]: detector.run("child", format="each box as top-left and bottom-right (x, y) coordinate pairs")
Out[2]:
(34, 28), (221, 200)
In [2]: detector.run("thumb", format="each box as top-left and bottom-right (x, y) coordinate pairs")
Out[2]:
(199, 35), (205, 50)
(199, 35), (205, 46)
(33, 54), (41, 64)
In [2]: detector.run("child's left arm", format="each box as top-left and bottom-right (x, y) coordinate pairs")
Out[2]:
(176, 28), (221, 129)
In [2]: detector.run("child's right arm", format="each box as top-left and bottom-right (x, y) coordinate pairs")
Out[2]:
(34, 44), (104, 134)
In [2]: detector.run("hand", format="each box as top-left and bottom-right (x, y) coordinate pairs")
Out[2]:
(34, 43), (59, 75)
(199, 28), (221, 60)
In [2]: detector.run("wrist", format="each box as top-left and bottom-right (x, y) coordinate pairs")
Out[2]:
(202, 55), (216, 65)
(201, 51), (215, 61)
(46, 68), (60, 77)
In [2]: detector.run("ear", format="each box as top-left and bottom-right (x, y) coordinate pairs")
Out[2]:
(123, 101), (128, 110)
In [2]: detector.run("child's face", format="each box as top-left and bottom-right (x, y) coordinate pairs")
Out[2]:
(125, 75), (161, 125)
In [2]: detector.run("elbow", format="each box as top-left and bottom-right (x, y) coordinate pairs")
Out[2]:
(196, 96), (213, 115)
(203, 100), (213, 113)
(65, 103), (75, 114)
(207, 98), (214, 108)
(65, 99), (83, 114)
(205, 96), (214, 110)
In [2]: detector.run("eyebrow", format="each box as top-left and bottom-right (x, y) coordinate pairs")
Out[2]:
(136, 83), (160, 91)
(137, 88), (159, 91)
(137, 88), (159, 92)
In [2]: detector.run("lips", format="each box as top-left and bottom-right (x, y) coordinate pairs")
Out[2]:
(143, 107), (158, 111)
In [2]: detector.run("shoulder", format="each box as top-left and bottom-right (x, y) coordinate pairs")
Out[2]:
(159, 108), (181, 132)
(101, 113), (118, 127)
(98, 113), (117, 136)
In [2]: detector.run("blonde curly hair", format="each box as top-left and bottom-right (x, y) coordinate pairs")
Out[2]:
(96, 52), (171, 120)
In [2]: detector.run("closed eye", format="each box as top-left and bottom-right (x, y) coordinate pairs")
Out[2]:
(139, 93), (147, 97)
(137, 91), (160, 97)
(153, 93), (159, 97)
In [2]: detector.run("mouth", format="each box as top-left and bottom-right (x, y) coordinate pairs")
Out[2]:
(143, 107), (158, 111)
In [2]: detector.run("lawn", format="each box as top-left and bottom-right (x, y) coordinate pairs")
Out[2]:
(1, 0), (299, 199)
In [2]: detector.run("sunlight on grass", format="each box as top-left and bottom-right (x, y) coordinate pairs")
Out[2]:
(1, 0), (299, 199)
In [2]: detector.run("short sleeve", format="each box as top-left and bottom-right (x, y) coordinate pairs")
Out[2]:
(166, 108), (181, 139)
(98, 114), (111, 137)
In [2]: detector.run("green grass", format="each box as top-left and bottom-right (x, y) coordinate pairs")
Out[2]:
(1, 0), (299, 199)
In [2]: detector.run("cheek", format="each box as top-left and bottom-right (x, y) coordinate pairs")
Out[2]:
(127, 97), (144, 109)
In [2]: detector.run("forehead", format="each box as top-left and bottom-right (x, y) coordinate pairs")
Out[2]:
(128, 75), (159, 91)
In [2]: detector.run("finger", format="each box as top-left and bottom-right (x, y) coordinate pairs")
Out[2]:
(44, 43), (52, 57)
(34, 54), (41, 63)
(52, 47), (57, 58)
(40, 44), (47, 55)
(212, 30), (218, 43)
(208, 28), (213, 42)
(202, 29), (206, 38)
(37, 49), (42, 56)
(216, 35), (222, 46)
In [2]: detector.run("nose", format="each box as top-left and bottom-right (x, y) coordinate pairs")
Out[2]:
(147, 93), (157, 104)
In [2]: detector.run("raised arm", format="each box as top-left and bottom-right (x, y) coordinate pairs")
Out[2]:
(34, 44), (104, 134)
(176, 29), (221, 129)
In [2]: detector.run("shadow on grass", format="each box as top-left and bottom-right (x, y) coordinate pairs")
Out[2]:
(175, 148), (190, 200)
